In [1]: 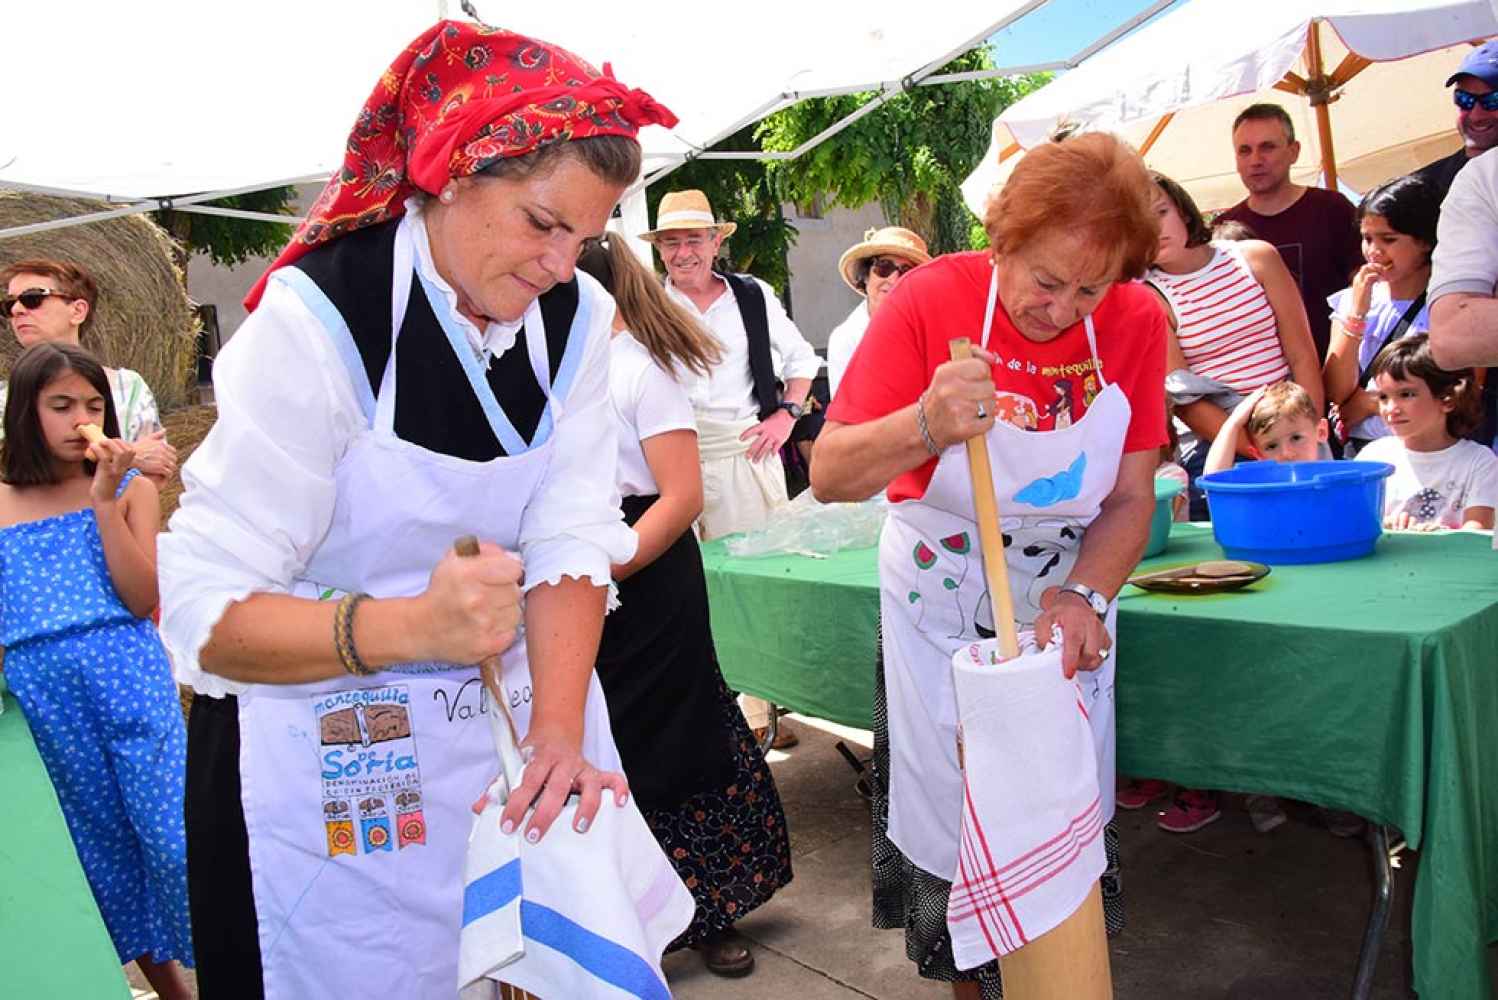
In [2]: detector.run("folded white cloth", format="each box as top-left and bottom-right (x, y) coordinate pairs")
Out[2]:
(459, 705), (695, 997)
(946, 633), (1105, 970)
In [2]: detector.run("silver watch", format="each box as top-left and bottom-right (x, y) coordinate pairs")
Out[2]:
(1058, 582), (1109, 619)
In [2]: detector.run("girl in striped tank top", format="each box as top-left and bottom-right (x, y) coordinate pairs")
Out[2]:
(1145, 174), (1324, 521)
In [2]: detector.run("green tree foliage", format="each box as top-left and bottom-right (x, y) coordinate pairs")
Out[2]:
(153, 186), (299, 271)
(756, 51), (1049, 254)
(644, 126), (797, 295)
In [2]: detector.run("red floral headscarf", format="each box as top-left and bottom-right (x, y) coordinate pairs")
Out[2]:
(245, 20), (677, 310)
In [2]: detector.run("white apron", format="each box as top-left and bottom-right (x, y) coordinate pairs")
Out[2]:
(237, 263), (621, 1000)
(881, 265), (1127, 879)
(694, 411), (789, 543)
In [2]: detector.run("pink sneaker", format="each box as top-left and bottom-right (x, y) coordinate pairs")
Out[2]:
(1157, 789), (1221, 833)
(1116, 778), (1170, 811)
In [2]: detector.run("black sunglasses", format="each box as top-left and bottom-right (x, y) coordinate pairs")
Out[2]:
(869, 257), (917, 279)
(2, 288), (73, 314)
(1454, 88), (1498, 112)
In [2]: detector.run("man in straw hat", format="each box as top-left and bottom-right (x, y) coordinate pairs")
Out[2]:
(827, 226), (931, 398)
(643, 189), (820, 746)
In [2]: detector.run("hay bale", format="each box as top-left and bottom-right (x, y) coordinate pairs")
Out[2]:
(0, 193), (200, 413)
(159, 403), (219, 523)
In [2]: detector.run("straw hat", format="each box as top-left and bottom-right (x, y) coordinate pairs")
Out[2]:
(640, 189), (737, 241)
(838, 226), (931, 294)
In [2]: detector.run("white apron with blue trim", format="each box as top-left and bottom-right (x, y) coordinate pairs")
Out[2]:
(881, 264), (1126, 881)
(235, 247), (621, 1000)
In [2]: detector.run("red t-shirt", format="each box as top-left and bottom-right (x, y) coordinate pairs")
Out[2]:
(828, 251), (1168, 503)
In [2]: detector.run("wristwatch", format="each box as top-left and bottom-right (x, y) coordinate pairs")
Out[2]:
(1058, 582), (1109, 619)
(778, 400), (805, 419)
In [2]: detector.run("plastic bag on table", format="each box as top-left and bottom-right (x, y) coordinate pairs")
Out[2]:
(725, 489), (888, 558)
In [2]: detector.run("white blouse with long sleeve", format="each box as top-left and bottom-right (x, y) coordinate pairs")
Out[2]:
(159, 207), (635, 697)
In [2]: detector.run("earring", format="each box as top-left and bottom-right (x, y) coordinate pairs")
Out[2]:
(440, 188), (456, 205)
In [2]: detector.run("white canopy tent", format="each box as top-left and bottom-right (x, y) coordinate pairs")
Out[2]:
(0, 0), (1158, 242)
(962, 0), (1498, 213)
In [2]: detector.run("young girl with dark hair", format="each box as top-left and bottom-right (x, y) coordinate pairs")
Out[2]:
(1360, 334), (1497, 530)
(577, 235), (792, 978)
(1323, 175), (1441, 456)
(0, 342), (192, 998)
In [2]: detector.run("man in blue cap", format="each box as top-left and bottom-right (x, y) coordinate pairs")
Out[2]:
(1414, 40), (1498, 201)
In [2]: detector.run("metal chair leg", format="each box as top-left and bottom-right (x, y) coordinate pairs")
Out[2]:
(1350, 824), (1393, 1000)
(755, 703), (781, 755)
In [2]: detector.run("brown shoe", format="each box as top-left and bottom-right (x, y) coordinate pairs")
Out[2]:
(697, 930), (755, 977)
(752, 722), (799, 750)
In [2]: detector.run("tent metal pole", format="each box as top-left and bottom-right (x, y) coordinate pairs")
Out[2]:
(174, 204), (306, 224)
(0, 172), (330, 240)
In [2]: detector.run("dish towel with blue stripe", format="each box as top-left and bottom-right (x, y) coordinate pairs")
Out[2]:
(458, 704), (694, 997)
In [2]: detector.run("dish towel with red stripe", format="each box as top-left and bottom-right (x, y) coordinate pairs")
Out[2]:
(458, 707), (695, 998)
(946, 633), (1105, 970)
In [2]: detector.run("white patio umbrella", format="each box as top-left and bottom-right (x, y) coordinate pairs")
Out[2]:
(963, 0), (1498, 212)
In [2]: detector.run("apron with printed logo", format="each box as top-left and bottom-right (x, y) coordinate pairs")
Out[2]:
(881, 264), (1127, 880)
(236, 261), (621, 999)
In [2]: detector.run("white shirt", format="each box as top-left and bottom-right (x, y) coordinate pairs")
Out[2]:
(1359, 436), (1498, 528)
(609, 332), (697, 497)
(1431, 148), (1498, 303)
(665, 273), (820, 421)
(826, 302), (870, 400)
(159, 208), (633, 697)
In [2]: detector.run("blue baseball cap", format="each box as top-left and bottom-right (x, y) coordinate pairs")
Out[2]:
(1447, 40), (1498, 88)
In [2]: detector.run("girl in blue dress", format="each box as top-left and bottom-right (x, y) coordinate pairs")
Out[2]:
(0, 341), (192, 998)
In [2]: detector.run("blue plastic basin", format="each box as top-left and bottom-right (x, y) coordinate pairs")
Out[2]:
(1145, 477), (1184, 558)
(1197, 460), (1394, 564)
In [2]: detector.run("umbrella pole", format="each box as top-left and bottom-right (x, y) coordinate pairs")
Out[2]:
(1306, 21), (1339, 191)
(947, 338), (1113, 999)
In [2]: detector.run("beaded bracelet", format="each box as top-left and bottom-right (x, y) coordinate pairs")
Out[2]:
(334, 592), (374, 677)
(915, 392), (941, 457)
(1339, 314), (1367, 338)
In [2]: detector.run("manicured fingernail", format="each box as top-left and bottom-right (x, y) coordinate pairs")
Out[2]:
(501, 819), (516, 835)
(525, 828), (540, 843)
(616, 793), (629, 806)
(574, 816), (589, 833)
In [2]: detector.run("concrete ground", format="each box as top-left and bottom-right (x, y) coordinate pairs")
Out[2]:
(129, 713), (1491, 999)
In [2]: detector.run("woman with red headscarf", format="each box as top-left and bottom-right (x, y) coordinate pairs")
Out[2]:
(157, 20), (676, 998)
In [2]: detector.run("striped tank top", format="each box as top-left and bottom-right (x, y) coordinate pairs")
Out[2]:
(1147, 242), (1290, 392)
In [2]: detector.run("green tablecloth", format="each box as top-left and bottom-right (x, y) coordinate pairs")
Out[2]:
(702, 523), (1498, 1000)
(0, 689), (130, 999)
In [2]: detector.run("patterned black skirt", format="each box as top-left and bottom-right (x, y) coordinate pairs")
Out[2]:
(869, 619), (1124, 998)
(596, 496), (792, 950)
(642, 674), (794, 950)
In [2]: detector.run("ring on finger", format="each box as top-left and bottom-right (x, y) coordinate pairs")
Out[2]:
(1097, 646), (1112, 662)
(976, 402), (988, 420)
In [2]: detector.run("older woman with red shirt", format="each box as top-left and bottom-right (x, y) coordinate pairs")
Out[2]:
(812, 133), (1166, 999)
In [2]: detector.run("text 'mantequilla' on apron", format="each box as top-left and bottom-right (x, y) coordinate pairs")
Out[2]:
(879, 261), (1127, 884)
(234, 219), (624, 999)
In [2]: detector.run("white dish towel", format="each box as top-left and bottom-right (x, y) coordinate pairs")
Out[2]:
(946, 633), (1106, 970)
(459, 704), (695, 998)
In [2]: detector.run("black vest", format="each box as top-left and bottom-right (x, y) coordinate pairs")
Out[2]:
(715, 270), (779, 420)
(293, 220), (579, 461)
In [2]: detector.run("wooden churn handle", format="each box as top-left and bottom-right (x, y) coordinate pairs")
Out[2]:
(946, 338), (1113, 1000)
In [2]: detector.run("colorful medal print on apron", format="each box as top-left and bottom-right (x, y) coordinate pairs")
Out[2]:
(315, 685), (424, 859)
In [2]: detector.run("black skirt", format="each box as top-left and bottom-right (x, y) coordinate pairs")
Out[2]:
(184, 693), (266, 1000)
(594, 495), (738, 812)
(595, 495), (792, 946)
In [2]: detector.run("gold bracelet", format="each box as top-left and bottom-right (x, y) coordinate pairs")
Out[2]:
(334, 593), (374, 677)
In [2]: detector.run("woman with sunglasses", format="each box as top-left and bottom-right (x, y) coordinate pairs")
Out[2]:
(156, 20), (677, 999)
(1, 259), (178, 484)
(826, 227), (931, 399)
